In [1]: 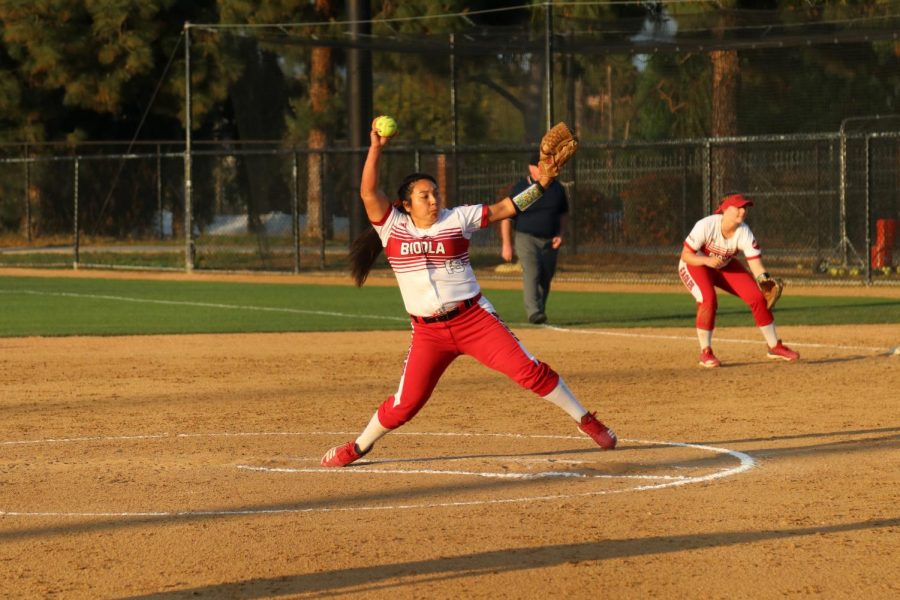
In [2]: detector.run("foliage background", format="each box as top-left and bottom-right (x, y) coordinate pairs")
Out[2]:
(0, 1), (897, 146)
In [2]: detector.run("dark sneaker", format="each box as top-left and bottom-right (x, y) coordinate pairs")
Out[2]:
(767, 340), (799, 362)
(578, 412), (617, 450)
(321, 441), (369, 467)
(699, 346), (721, 368)
(529, 312), (547, 324)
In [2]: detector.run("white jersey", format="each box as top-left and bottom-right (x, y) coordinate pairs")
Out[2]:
(372, 204), (490, 317)
(683, 214), (762, 268)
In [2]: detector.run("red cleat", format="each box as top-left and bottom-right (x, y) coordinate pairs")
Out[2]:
(767, 340), (799, 362)
(698, 346), (721, 368)
(321, 441), (368, 467)
(578, 412), (617, 450)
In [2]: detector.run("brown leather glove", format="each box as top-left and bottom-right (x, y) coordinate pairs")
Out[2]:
(758, 276), (785, 310)
(538, 122), (578, 180)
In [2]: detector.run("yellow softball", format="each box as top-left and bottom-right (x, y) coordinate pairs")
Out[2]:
(374, 115), (398, 138)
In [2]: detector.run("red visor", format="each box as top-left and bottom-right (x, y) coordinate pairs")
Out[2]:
(714, 194), (754, 214)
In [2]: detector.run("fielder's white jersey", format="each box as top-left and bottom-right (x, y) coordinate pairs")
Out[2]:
(372, 204), (490, 317)
(683, 214), (762, 268)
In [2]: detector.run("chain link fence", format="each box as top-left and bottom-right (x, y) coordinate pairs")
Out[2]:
(1, 131), (898, 284)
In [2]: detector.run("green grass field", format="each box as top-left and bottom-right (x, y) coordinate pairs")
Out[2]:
(1, 274), (899, 337)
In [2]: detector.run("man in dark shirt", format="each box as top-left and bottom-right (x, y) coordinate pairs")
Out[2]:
(500, 152), (569, 324)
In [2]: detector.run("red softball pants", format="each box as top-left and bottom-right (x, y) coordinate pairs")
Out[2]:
(376, 300), (560, 430)
(678, 258), (773, 331)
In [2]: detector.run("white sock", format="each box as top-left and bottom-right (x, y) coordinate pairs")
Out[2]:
(697, 329), (713, 349)
(355, 411), (390, 453)
(760, 323), (779, 347)
(542, 377), (590, 421)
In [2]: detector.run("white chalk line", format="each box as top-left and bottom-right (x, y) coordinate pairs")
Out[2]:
(0, 432), (754, 518)
(236, 464), (690, 481)
(544, 324), (888, 353)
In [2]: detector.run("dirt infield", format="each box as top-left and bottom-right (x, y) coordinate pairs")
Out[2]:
(1, 307), (898, 597)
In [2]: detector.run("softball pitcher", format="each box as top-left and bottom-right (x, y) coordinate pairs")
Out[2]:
(678, 193), (799, 368)
(320, 121), (617, 467)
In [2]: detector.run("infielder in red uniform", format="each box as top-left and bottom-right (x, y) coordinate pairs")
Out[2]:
(321, 122), (616, 467)
(678, 194), (799, 368)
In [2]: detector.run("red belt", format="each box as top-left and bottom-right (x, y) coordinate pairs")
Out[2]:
(411, 293), (482, 324)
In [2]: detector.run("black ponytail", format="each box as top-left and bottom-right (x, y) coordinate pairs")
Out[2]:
(348, 227), (384, 287)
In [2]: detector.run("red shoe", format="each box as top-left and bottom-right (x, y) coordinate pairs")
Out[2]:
(578, 412), (617, 450)
(698, 347), (721, 368)
(321, 441), (368, 467)
(767, 340), (799, 362)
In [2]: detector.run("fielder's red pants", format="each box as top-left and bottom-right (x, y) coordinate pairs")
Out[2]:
(678, 258), (773, 331)
(376, 299), (559, 430)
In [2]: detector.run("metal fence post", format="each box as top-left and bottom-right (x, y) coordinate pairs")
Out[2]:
(544, 3), (554, 129)
(680, 146), (688, 236)
(319, 150), (327, 269)
(292, 151), (300, 274)
(73, 157), (80, 270)
(450, 33), (460, 206)
(838, 127), (849, 266)
(565, 45), (577, 255)
(570, 155), (578, 255)
(183, 21), (194, 273)
(814, 142), (821, 260)
(156, 144), (163, 240)
(864, 134), (872, 284)
(703, 141), (712, 214)
(24, 143), (32, 243)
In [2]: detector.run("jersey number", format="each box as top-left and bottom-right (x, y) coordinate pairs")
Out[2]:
(444, 259), (465, 274)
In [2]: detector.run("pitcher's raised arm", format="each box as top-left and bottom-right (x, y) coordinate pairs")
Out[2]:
(360, 120), (392, 222)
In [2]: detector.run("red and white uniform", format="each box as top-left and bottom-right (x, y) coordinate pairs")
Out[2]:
(682, 214), (762, 267)
(375, 203), (488, 317)
(371, 204), (559, 429)
(677, 214), (773, 330)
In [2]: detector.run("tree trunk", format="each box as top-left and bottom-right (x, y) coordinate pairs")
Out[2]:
(710, 50), (738, 138)
(306, 129), (329, 239)
(710, 45), (740, 199)
(305, 0), (333, 240)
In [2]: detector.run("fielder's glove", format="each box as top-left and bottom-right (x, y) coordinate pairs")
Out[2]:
(757, 273), (785, 310)
(538, 122), (578, 180)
